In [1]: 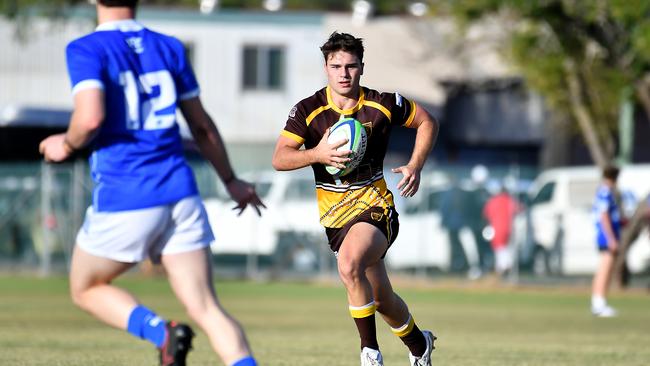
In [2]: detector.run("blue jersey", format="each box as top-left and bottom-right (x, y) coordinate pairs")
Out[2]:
(66, 20), (199, 212)
(592, 185), (621, 248)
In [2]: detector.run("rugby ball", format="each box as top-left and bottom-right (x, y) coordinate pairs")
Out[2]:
(325, 118), (367, 176)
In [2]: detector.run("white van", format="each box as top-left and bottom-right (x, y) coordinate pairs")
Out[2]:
(514, 165), (650, 275)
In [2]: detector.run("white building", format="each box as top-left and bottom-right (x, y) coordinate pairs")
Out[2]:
(1, 7), (324, 143)
(1, 5), (529, 169)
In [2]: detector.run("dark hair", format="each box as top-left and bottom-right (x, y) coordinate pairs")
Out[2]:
(603, 165), (620, 181)
(320, 32), (364, 63)
(98, 0), (138, 7)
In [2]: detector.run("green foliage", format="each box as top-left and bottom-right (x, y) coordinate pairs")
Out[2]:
(442, 0), (650, 161)
(509, 28), (569, 110)
(0, 0), (417, 17)
(632, 20), (650, 64)
(0, 0), (84, 18)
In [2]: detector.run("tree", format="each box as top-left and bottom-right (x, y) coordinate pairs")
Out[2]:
(439, 0), (650, 288)
(439, 0), (650, 168)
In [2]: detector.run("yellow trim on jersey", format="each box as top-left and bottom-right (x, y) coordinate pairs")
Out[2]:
(306, 105), (331, 126)
(326, 85), (366, 115)
(280, 130), (305, 144)
(363, 101), (391, 121)
(349, 302), (377, 318)
(391, 314), (415, 337)
(316, 179), (394, 228)
(403, 100), (417, 127)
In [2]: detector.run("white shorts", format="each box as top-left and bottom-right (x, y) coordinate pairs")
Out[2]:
(76, 196), (214, 263)
(494, 245), (513, 273)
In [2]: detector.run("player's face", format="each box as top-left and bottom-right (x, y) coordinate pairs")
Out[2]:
(325, 51), (364, 98)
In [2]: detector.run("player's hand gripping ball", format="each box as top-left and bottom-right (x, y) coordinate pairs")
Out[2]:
(325, 118), (367, 177)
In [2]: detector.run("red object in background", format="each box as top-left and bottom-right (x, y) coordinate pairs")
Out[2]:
(45, 214), (58, 230)
(483, 192), (519, 249)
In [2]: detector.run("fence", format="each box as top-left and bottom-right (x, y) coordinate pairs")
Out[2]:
(0, 158), (538, 280)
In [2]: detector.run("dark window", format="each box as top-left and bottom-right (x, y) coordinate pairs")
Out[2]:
(242, 45), (285, 90)
(532, 182), (555, 205)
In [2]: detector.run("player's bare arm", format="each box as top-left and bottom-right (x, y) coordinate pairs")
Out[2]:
(180, 96), (265, 216)
(271, 129), (351, 171)
(39, 88), (105, 162)
(392, 103), (439, 198)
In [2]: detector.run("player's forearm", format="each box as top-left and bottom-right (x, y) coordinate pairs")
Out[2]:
(272, 146), (316, 171)
(407, 118), (437, 170)
(64, 109), (102, 151)
(193, 122), (237, 183)
(601, 213), (618, 244)
(179, 97), (238, 183)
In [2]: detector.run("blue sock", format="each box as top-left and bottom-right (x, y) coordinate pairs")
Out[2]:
(232, 356), (257, 366)
(126, 305), (167, 348)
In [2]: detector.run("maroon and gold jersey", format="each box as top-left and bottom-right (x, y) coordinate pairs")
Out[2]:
(280, 85), (417, 228)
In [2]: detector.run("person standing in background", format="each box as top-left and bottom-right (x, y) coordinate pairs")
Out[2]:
(465, 165), (494, 277)
(590, 166), (621, 317)
(439, 179), (470, 274)
(483, 184), (519, 277)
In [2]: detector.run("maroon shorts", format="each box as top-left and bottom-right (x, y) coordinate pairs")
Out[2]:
(325, 206), (399, 258)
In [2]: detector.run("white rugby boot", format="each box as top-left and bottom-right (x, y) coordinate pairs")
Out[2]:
(592, 304), (618, 318)
(360, 347), (383, 366)
(408, 330), (436, 366)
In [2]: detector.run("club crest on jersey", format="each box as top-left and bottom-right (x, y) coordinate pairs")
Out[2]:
(371, 212), (383, 221)
(126, 37), (144, 54)
(289, 105), (297, 118)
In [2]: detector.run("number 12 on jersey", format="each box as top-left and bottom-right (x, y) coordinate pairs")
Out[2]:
(119, 70), (177, 130)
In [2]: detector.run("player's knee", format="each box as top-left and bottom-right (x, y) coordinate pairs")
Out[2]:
(69, 285), (89, 310)
(337, 259), (363, 286)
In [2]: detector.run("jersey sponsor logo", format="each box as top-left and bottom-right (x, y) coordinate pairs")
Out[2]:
(126, 37), (145, 54)
(395, 92), (403, 107)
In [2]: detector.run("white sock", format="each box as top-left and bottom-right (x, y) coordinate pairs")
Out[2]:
(591, 295), (606, 309)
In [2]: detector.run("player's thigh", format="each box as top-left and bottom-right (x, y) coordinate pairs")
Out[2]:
(598, 251), (615, 268)
(338, 222), (388, 270)
(161, 247), (219, 309)
(69, 245), (136, 292)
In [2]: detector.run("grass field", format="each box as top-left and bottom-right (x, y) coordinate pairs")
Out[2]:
(1, 275), (649, 366)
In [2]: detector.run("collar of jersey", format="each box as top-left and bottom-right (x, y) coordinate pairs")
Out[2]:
(326, 85), (365, 115)
(96, 19), (144, 32)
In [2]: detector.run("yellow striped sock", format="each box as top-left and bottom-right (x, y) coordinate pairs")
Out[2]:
(349, 301), (377, 318)
(391, 314), (415, 337)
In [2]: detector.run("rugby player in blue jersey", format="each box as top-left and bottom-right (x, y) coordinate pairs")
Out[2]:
(38, 1), (263, 365)
(591, 166), (621, 317)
